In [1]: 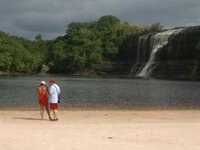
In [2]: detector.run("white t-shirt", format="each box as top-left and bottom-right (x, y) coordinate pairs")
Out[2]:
(49, 83), (61, 103)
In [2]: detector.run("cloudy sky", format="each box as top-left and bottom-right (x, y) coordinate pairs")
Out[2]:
(0, 0), (199, 40)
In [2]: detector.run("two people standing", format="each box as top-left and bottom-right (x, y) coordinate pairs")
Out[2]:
(37, 79), (60, 121)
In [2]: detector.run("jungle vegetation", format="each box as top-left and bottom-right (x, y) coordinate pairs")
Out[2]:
(0, 15), (163, 74)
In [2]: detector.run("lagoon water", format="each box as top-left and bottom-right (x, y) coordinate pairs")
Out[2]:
(0, 75), (200, 109)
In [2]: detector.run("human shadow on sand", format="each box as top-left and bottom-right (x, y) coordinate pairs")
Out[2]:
(13, 117), (46, 121)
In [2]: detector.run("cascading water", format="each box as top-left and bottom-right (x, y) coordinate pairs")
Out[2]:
(136, 35), (149, 62)
(129, 35), (150, 76)
(137, 28), (184, 77)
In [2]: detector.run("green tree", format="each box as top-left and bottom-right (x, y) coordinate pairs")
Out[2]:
(0, 52), (12, 70)
(64, 22), (102, 73)
(143, 22), (163, 32)
(48, 40), (66, 73)
(97, 15), (120, 30)
(97, 16), (144, 60)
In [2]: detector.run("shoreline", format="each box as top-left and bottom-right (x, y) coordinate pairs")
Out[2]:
(0, 105), (200, 111)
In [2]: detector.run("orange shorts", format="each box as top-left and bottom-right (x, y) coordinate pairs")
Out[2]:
(50, 103), (58, 109)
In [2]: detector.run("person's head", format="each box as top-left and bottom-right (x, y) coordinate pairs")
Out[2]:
(40, 81), (46, 85)
(49, 78), (55, 84)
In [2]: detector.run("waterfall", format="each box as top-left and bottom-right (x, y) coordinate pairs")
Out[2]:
(137, 28), (183, 77)
(137, 35), (149, 62)
(129, 35), (150, 76)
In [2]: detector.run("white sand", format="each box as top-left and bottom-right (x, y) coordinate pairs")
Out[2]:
(0, 110), (200, 150)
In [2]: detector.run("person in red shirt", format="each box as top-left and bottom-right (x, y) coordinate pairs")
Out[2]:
(37, 81), (52, 120)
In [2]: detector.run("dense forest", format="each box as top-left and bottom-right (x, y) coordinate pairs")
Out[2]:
(0, 15), (162, 75)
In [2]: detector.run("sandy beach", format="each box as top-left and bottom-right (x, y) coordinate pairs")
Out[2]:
(0, 109), (200, 150)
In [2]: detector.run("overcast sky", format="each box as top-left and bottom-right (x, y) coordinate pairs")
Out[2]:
(0, 0), (199, 40)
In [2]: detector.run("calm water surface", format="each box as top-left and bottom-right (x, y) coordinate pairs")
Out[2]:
(0, 75), (200, 109)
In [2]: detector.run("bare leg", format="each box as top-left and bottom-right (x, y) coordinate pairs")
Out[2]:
(45, 105), (52, 120)
(40, 104), (44, 120)
(53, 109), (58, 120)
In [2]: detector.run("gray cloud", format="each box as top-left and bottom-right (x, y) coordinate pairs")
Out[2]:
(0, 0), (200, 40)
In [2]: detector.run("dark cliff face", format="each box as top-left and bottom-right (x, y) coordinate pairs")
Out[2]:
(154, 26), (200, 80)
(157, 26), (200, 61)
(118, 34), (139, 63)
(120, 26), (200, 80)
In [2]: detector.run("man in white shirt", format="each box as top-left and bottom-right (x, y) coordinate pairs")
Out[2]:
(49, 78), (61, 121)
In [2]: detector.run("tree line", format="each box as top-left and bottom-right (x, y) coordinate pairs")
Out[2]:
(0, 15), (163, 74)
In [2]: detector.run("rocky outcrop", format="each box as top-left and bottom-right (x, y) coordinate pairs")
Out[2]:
(39, 64), (49, 74)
